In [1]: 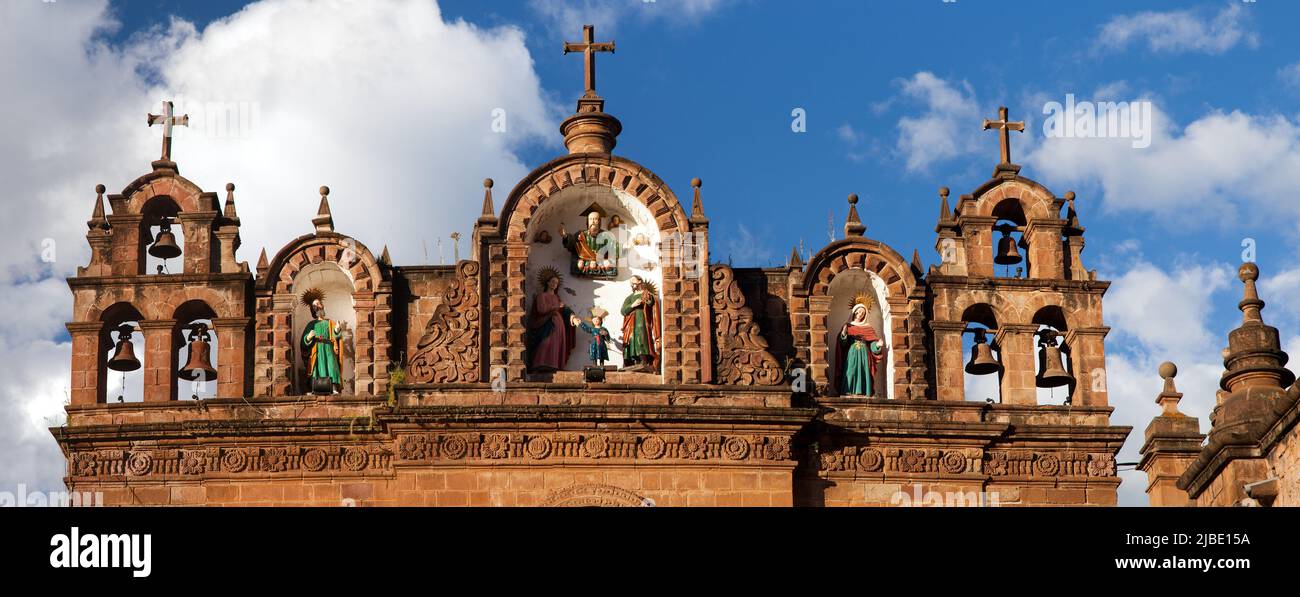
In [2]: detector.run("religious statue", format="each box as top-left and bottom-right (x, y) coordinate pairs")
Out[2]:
(836, 292), (885, 397)
(571, 307), (612, 367)
(301, 289), (344, 395)
(561, 211), (618, 278)
(527, 267), (576, 372)
(620, 275), (661, 371)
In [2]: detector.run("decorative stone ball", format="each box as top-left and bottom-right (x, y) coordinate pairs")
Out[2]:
(95, 184), (106, 194)
(1239, 262), (1258, 282)
(938, 186), (949, 197)
(320, 185), (330, 196)
(1064, 191), (1076, 201)
(483, 178), (493, 189)
(691, 177), (702, 189)
(226, 182), (235, 192)
(848, 193), (859, 205)
(1158, 361), (1177, 379)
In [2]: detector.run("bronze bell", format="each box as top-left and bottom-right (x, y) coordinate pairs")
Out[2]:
(178, 324), (218, 382)
(994, 230), (1023, 265)
(148, 217), (182, 260)
(1036, 331), (1073, 388)
(965, 329), (1000, 375)
(107, 325), (141, 372)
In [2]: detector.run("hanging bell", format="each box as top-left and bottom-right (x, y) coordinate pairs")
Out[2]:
(107, 325), (141, 372)
(178, 324), (218, 382)
(965, 329), (1000, 375)
(1036, 331), (1073, 388)
(994, 230), (1023, 265)
(148, 217), (182, 260)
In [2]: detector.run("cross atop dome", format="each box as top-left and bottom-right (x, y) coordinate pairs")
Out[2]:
(564, 24), (615, 100)
(982, 106), (1025, 167)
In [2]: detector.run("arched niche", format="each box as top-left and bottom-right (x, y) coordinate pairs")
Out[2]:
(798, 238), (920, 399)
(172, 300), (220, 400)
(523, 183), (664, 372)
(139, 196), (183, 275)
(98, 302), (145, 404)
(825, 269), (891, 398)
(290, 261), (359, 394)
(489, 153), (701, 383)
(255, 232), (390, 397)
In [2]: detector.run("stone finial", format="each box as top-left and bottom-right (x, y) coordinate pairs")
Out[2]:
(1156, 361), (1184, 416)
(788, 246), (804, 269)
(1238, 262), (1263, 324)
(938, 186), (952, 220)
(478, 178), (498, 225)
(256, 247), (269, 273)
(313, 185), (334, 234)
(911, 249), (924, 276)
(1220, 262), (1295, 394)
(88, 184), (110, 230)
(844, 193), (866, 237)
(689, 177), (709, 225)
(380, 244), (392, 267)
(223, 182), (240, 222)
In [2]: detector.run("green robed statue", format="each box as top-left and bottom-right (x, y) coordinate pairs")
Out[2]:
(301, 289), (344, 395)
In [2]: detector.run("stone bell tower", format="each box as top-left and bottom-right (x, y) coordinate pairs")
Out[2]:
(929, 106), (1108, 408)
(67, 101), (253, 407)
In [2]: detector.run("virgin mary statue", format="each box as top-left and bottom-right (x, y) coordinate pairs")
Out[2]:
(527, 267), (576, 372)
(836, 292), (884, 397)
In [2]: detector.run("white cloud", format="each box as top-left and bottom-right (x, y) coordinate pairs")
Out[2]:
(1101, 259), (1234, 505)
(528, 0), (728, 35)
(890, 72), (982, 173)
(1093, 3), (1257, 56)
(1028, 101), (1300, 228)
(1279, 62), (1300, 92)
(0, 0), (554, 491)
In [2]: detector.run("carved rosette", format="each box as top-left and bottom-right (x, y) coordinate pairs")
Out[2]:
(710, 265), (784, 386)
(393, 432), (794, 464)
(408, 260), (482, 383)
(817, 446), (981, 475)
(66, 445), (391, 479)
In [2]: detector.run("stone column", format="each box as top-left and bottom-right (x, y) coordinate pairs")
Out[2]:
(108, 214), (143, 276)
(178, 212), (217, 275)
(960, 216), (995, 278)
(66, 322), (105, 406)
(139, 319), (177, 403)
(1025, 220), (1065, 280)
(930, 321), (966, 402)
(1065, 327), (1110, 406)
(504, 241), (529, 382)
(212, 317), (251, 398)
(807, 295), (833, 393)
(994, 324), (1038, 405)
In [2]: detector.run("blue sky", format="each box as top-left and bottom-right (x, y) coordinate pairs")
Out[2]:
(4, 0), (1300, 506)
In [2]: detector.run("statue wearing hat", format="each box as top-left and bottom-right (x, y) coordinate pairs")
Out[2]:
(836, 292), (885, 397)
(301, 288), (344, 395)
(560, 206), (619, 278)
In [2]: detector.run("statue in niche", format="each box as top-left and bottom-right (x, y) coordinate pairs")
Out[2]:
(836, 292), (885, 397)
(620, 275), (661, 372)
(527, 267), (576, 372)
(301, 289), (344, 395)
(571, 306), (613, 368)
(560, 208), (619, 278)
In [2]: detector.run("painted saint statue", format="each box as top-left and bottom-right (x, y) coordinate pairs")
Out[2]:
(560, 211), (618, 278)
(836, 293), (885, 397)
(301, 289), (343, 395)
(620, 275), (661, 371)
(571, 306), (612, 367)
(527, 268), (576, 372)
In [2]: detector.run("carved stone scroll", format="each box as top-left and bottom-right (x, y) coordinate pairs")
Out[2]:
(408, 260), (481, 383)
(710, 265), (783, 385)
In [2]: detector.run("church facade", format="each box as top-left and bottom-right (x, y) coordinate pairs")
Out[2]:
(53, 27), (1130, 507)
